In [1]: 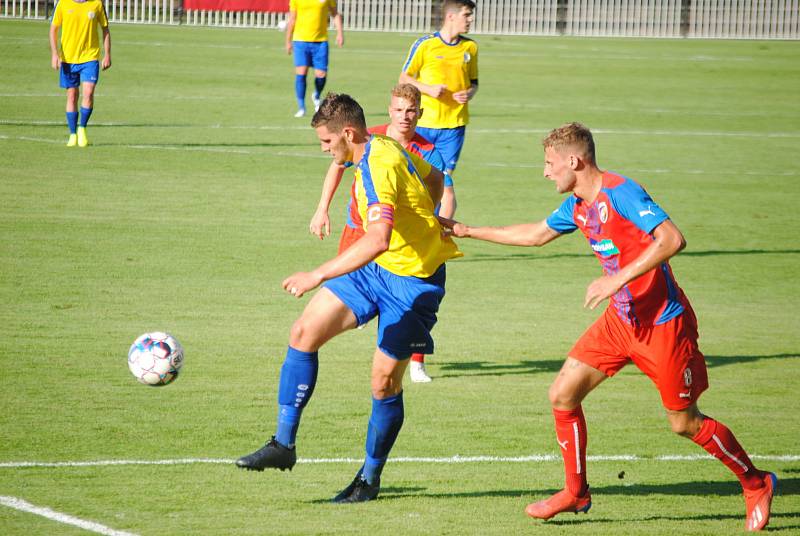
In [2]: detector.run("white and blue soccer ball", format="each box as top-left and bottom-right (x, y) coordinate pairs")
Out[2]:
(127, 332), (184, 386)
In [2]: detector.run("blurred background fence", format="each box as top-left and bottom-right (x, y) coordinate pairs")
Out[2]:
(4, 0), (798, 39)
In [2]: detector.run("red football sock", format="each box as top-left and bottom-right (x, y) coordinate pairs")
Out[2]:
(691, 417), (765, 491)
(410, 353), (425, 363)
(553, 406), (588, 496)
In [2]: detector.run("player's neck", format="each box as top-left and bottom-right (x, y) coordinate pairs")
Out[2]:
(438, 27), (460, 44)
(386, 124), (413, 146)
(574, 168), (604, 203)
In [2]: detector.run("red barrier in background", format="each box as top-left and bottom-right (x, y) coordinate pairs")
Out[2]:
(184, 0), (288, 12)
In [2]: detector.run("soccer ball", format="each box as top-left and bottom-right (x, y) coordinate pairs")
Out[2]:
(127, 332), (184, 386)
(277, 19), (287, 31)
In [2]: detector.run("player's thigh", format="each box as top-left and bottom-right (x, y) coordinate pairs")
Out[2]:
(310, 41), (329, 74)
(371, 347), (410, 398)
(376, 265), (445, 359)
(631, 310), (709, 411)
(290, 287), (357, 350)
(59, 63), (80, 89)
(78, 61), (100, 87)
(293, 41), (313, 71)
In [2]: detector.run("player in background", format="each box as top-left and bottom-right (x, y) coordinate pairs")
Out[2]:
(284, 0), (343, 118)
(236, 93), (461, 503)
(49, 0), (111, 147)
(399, 0), (478, 219)
(309, 83), (450, 383)
(439, 122), (777, 531)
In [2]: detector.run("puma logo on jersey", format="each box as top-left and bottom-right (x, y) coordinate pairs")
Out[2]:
(576, 215), (587, 225)
(639, 205), (656, 217)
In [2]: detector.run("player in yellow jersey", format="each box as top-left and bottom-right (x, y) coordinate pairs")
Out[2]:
(236, 93), (461, 503)
(49, 0), (111, 147)
(399, 0), (478, 218)
(285, 0), (343, 118)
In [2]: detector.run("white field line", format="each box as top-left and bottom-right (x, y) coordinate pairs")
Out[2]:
(0, 496), (138, 536)
(0, 453), (798, 468)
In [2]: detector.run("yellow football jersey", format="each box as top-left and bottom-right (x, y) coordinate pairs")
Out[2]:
(289, 0), (336, 42)
(354, 135), (462, 277)
(51, 0), (108, 64)
(401, 32), (479, 129)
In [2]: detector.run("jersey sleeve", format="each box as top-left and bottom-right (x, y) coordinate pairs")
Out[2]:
(545, 196), (578, 234)
(359, 150), (398, 227)
(608, 179), (669, 234)
(401, 37), (427, 75)
(468, 41), (478, 81)
(51, 0), (62, 25)
(97, 2), (109, 27)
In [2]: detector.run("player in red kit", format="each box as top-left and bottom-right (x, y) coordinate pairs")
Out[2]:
(439, 122), (777, 531)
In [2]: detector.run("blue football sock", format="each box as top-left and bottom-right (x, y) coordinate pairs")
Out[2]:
(275, 346), (318, 448)
(362, 392), (404, 485)
(313, 76), (326, 99)
(295, 74), (307, 110)
(79, 106), (93, 128)
(66, 111), (78, 134)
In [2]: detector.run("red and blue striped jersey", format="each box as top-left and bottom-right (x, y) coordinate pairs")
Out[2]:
(546, 172), (686, 327)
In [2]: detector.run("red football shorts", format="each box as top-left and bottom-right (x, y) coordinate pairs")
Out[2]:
(338, 225), (365, 255)
(569, 304), (709, 411)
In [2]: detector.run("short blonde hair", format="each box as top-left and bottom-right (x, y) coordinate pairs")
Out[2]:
(542, 122), (596, 164)
(390, 83), (421, 107)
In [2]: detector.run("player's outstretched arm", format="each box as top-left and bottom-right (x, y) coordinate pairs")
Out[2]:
(310, 161), (346, 239)
(438, 217), (560, 247)
(584, 219), (686, 309)
(283, 221), (391, 298)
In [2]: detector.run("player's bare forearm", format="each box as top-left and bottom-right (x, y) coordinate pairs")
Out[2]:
(398, 72), (445, 99)
(310, 163), (346, 239)
(101, 28), (112, 69)
(49, 25), (61, 69)
(423, 167), (444, 207)
(583, 219), (686, 309)
(333, 13), (344, 46)
(439, 218), (560, 247)
(285, 12), (296, 51)
(284, 223), (390, 297)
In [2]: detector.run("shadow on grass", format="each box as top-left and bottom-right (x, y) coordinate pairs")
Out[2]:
(706, 353), (800, 368)
(434, 353), (799, 379)
(436, 359), (564, 378)
(455, 248), (800, 263)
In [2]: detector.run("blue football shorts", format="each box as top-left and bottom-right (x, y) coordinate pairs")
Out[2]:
(323, 262), (446, 359)
(59, 60), (100, 89)
(293, 41), (329, 71)
(415, 125), (466, 176)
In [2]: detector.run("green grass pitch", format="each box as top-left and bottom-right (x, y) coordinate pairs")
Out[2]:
(1, 18), (799, 535)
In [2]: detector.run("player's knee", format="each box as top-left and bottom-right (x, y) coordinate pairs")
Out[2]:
(668, 414), (701, 437)
(548, 382), (580, 409)
(288, 318), (311, 347)
(370, 375), (392, 399)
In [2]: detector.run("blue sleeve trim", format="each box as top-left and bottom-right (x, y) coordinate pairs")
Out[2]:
(545, 196), (578, 234)
(606, 176), (669, 235)
(401, 34), (432, 73)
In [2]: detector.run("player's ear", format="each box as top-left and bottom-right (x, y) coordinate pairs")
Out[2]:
(569, 154), (579, 170)
(418, 107), (424, 118)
